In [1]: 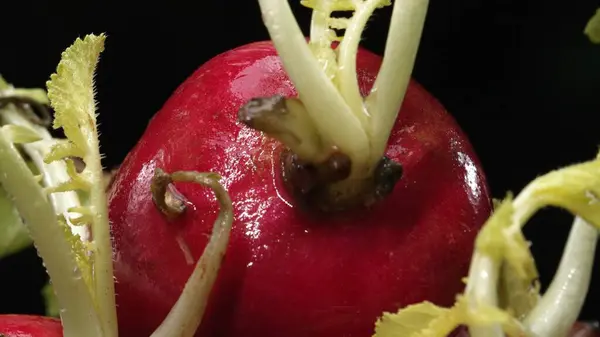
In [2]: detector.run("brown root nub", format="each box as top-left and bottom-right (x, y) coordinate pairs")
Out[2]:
(281, 150), (403, 213)
(237, 95), (289, 132)
(0, 96), (52, 127)
(237, 95), (328, 163)
(151, 168), (188, 219)
(238, 94), (404, 213)
(148, 168), (233, 337)
(282, 150), (352, 196)
(372, 156), (404, 200)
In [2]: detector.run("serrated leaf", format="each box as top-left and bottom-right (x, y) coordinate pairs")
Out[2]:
(476, 197), (539, 282)
(373, 302), (455, 337)
(373, 297), (526, 337)
(45, 33), (117, 335)
(521, 158), (600, 228)
(46, 34), (105, 161)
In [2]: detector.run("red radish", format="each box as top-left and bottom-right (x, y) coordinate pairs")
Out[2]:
(1, 3), (599, 337)
(570, 322), (600, 337)
(0, 315), (63, 337)
(108, 1), (491, 336)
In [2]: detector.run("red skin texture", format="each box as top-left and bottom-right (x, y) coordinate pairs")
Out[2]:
(570, 322), (600, 337)
(108, 41), (492, 337)
(0, 315), (62, 337)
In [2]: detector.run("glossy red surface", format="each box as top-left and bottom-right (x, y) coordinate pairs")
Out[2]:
(0, 315), (62, 337)
(571, 322), (600, 337)
(109, 41), (492, 337)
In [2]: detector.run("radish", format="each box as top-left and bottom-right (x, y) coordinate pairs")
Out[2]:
(0, 2), (598, 337)
(107, 0), (492, 336)
(0, 315), (63, 337)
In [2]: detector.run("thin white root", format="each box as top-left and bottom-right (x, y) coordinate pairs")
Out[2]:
(337, 0), (384, 128)
(525, 217), (598, 337)
(367, 0), (429, 163)
(150, 171), (234, 337)
(465, 253), (505, 337)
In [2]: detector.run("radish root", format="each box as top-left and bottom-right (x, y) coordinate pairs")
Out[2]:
(150, 169), (234, 337)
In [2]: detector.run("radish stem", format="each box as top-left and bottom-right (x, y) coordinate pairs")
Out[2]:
(0, 128), (102, 337)
(465, 253), (505, 337)
(337, 0), (385, 129)
(44, 34), (118, 337)
(463, 155), (600, 336)
(366, 0), (429, 161)
(150, 170), (233, 337)
(237, 96), (327, 163)
(251, 0), (429, 207)
(257, 0), (370, 174)
(525, 217), (598, 337)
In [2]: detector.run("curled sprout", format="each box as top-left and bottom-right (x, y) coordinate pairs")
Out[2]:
(0, 31), (240, 337)
(0, 35), (115, 337)
(372, 154), (600, 337)
(149, 169), (234, 337)
(2, 34), (238, 337)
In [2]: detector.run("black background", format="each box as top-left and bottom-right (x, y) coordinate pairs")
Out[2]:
(1, 0), (600, 323)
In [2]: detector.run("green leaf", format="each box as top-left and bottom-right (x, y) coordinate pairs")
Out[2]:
(46, 34), (105, 161)
(0, 75), (9, 90)
(371, 152), (600, 336)
(0, 186), (32, 258)
(585, 8), (600, 44)
(45, 33), (118, 336)
(44, 34), (108, 294)
(373, 302), (455, 337)
(476, 197), (539, 287)
(41, 283), (60, 317)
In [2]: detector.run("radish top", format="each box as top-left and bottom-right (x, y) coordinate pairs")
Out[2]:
(372, 152), (600, 336)
(257, 0), (427, 180)
(0, 34), (236, 337)
(235, 0), (431, 210)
